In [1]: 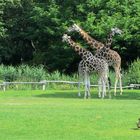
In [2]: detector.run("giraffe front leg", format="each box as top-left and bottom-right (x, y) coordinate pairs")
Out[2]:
(104, 82), (107, 97)
(84, 72), (88, 99)
(78, 65), (83, 97)
(84, 82), (89, 99)
(84, 91), (87, 99)
(98, 78), (102, 98)
(114, 77), (118, 96)
(78, 82), (81, 97)
(119, 73), (123, 95)
(101, 79), (105, 99)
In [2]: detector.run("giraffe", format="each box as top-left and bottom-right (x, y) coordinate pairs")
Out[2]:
(62, 34), (109, 99)
(67, 24), (123, 96)
(78, 27), (122, 97)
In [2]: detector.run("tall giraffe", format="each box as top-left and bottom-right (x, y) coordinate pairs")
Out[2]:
(62, 34), (109, 99)
(67, 24), (123, 96)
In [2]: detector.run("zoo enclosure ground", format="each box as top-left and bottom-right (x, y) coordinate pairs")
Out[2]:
(0, 89), (140, 140)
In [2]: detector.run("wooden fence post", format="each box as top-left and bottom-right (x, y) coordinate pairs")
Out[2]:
(42, 84), (46, 90)
(130, 84), (134, 90)
(3, 82), (6, 91)
(40, 80), (47, 91)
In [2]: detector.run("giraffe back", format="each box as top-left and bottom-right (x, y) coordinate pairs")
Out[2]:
(95, 47), (121, 68)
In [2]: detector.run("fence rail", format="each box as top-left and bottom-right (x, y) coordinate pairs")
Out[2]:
(0, 80), (140, 91)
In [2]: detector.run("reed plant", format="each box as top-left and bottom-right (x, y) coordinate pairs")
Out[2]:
(125, 58), (140, 85)
(0, 61), (139, 90)
(0, 65), (17, 82)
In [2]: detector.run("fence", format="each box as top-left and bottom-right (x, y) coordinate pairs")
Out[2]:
(0, 80), (140, 91)
(0, 80), (80, 91)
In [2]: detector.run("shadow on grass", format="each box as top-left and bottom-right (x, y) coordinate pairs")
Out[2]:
(34, 90), (140, 100)
(35, 90), (99, 99)
(131, 128), (140, 130)
(112, 91), (140, 100)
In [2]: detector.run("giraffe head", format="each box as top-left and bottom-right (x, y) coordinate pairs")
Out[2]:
(111, 27), (122, 35)
(62, 34), (71, 42)
(67, 24), (81, 33)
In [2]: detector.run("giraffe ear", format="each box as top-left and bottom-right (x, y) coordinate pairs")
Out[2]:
(62, 34), (68, 42)
(115, 28), (123, 34)
(118, 29), (123, 34)
(111, 27), (115, 32)
(111, 27), (122, 35)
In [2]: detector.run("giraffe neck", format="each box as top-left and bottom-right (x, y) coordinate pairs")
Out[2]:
(67, 38), (87, 57)
(78, 29), (104, 50)
(105, 32), (114, 48)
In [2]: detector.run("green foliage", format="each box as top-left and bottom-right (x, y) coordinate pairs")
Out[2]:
(125, 58), (140, 84)
(0, 0), (139, 72)
(0, 62), (140, 90)
(0, 63), (140, 90)
(0, 64), (47, 82)
(0, 65), (79, 89)
(0, 64), (17, 81)
(17, 65), (47, 82)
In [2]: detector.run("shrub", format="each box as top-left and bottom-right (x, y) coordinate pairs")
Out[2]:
(125, 58), (140, 84)
(0, 65), (18, 82)
(17, 65), (47, 82)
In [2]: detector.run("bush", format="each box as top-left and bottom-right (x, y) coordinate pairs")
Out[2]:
(125, 58), (140, 84)
(0, 65), (18, 82)
(18, 65), (47, 82)
(1, 62), (139, 90)
(0, 64), (47, 82)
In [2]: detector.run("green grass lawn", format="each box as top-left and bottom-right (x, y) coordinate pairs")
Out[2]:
(0, 89), (140, 140)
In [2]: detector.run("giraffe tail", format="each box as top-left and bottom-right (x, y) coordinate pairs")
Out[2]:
(108, 77), (111, 87)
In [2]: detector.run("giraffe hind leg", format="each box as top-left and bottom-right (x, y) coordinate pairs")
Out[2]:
(118, 72), (123, 95)
(101, 77), (105, 99)
(106, 77), (111, 99)
(114, 68), (123, 96)
(87, 74), (91, 98)
(114, 76), (118, 96)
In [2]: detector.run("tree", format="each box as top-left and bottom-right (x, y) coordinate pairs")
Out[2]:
(0, 0), (140, 73)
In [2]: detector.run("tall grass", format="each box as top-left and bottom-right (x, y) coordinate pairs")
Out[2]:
(0, 65), (17, 82)
(125, 58), (140, 85)
(0, 60), (139, 90)
(17, 65), (47, 82)
(0, 65), (79, 90)
(0, 65), (47, 82)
